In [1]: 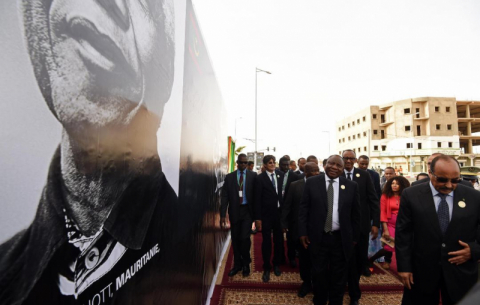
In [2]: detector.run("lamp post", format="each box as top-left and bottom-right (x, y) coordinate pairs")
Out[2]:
(255, 67), (271, 169)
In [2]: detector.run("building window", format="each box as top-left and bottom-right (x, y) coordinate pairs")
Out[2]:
(374, 145), (379, 150)
(338, 127), (341, 132)
(405, 125), (411, 131)
(352, 121), (355, 126)
(418, 143), (422, 149)
(353, 148), (356, 153)
(358, 133), (361, 138)
(364, 146), (367, 151)
(435, 106), (439, 112)
(353, 135), (356, 140)
(446, 107), (450, 112)
(339, 139), (341, 143)
(373, 130), (378, 135)
(348, 123), (350, 128)
(363, 131), (367, 137)
(447, 124), (452, 130)
(436, 124), (441, 130)
(343, 138), (345, 142)
(357, 119), (360, 124)
(381, 145), (387, 151)
(342, 125), (345, 130)
(404, 108), (411, 114)
(363, 116), (366, 122)
(448, 142), (453, 148)
(437, 142), (442, 148)
(348, 136), (351, 141)
(406, 143), (412, 148)
(372, 114), (377, 119)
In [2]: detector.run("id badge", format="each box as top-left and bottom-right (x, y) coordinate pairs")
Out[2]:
(239, 191), (243, 197)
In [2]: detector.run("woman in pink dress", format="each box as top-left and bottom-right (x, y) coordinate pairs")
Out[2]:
(368, 176), (410, 269)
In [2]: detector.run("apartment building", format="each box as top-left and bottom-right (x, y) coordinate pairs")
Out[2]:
(336, 97), (480, 173)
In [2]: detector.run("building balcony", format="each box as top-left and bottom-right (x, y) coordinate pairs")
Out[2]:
(379, 121), (393, 127)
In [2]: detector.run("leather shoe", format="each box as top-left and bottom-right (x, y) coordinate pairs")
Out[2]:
(228, 266), (242, 277)
(363, 267), (371, 277)
(297, 282), (312, 298)
(350, 299), (359, 305)
(273, 265), (281, 276)
(262, 270), (270, 282)
(242, 265), (250, 277)
(289, 259), (297, 268)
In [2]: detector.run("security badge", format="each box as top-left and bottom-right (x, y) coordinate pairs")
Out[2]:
(239, 191), (243, 197)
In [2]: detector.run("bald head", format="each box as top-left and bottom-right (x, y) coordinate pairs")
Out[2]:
(305, 162), (320, 178)
(427, 153), (444, 173)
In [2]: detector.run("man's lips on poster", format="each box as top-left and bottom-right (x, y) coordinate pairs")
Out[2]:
(66, 16), (137, 80)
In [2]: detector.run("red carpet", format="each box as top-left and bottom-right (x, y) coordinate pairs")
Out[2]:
(209, 233), (404, 305)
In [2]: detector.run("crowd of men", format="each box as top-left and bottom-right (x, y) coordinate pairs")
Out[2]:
(220, 151), (480, 305)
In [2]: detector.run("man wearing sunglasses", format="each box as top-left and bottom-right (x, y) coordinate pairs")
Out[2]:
(254, 155), (285, 282)
(220, 154), (256, 277)
(411, 153), (473, 188)
(341, 150), (380, 305)
(396, 155), (480, 305)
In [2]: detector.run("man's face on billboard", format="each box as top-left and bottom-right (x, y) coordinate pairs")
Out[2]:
(23, 0), (174, 128)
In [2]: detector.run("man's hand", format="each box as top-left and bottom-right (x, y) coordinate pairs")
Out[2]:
(398, 272), (414, 289)
(448, 240), (471, 265)
(255, 220), (262, 232)
(220, 217), (227, 229)
(371, 226), (379, 240)
(300, 236), (310, 249)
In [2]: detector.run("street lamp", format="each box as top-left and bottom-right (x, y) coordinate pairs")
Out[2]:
(255, 67), (272, 169)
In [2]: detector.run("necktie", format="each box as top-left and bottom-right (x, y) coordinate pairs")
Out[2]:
(271, 173), (276, 189)
(324, 179), (334, 232)
(239, 171), (244, 204)
(347, 172), (351, 180)
(437, 193), (449, 234)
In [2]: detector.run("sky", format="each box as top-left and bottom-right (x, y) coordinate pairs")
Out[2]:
(192, 0), (480, 161)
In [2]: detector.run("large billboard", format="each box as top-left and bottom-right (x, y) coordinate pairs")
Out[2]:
(0, 0), (227, 304)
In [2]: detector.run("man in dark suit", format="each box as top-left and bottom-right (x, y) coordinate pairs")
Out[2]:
(342, 149), (380, 305)
(221, 154), (256, 277)
(358, 155), (381, 200)
(396, 155), (480, 305)
(282, 162), (320, 297)
(279, 156), (300, 267)
(295, 157), (306, 175)
(299, 155), (361, 305)
(411, 153), (473, 188)
(254, 155), (285, 282)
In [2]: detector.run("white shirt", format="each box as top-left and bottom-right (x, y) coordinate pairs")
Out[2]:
(325, 176), (340, 230)
(429, 182), (453, 221)
(267, 170), (280, 208)
(344, 169), (354, 180)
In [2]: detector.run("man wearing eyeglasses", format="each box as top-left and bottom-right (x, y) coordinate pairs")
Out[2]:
(411, 153), (473, 188)
(220, 154), (256, 277)
(254, 155), (285, 282)
(341, 149), (380, 305)
(396, 155), (480, 305)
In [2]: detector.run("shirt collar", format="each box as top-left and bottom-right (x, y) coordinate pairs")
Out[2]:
(47, 146), (167, 250)
(267, 170), (275, 175)
(325, 174), (340, 183)
(344, 168), (354, 175)
(429, 181), (454, 198)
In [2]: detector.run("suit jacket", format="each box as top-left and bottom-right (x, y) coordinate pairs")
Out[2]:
(283, 169), (300, 199)
(298, 175), (361, 260)
(411, 176), (473, 188)
(281, 178), (305, 239)
(254, 170), (284, 221)
(220, 169), (256, 223)
(367, 169), (382, 200)
(342, 168), (380, 233)
(396, 183), (480, 303)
